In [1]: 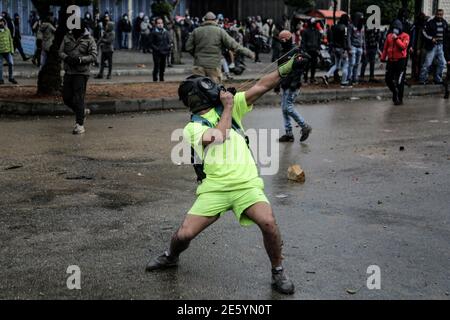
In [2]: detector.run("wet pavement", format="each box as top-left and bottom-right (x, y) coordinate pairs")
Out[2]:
(0, 97), (449, 299)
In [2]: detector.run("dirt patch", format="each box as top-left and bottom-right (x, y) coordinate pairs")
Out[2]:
(0, 81), (387, 104)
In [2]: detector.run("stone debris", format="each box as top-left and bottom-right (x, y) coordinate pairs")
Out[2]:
(287, 165), (305, 183)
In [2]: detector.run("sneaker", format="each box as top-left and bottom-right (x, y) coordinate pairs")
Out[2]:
(94, 74), (103, 79)
(340, 83), (353, 88)
(72, 124), (85, 134)
(272, 267), (295, 295)
(278, 134), (294, 143)
(145, 251), (179, 271)
(300, 124), (312, 142)
(322, 75), (329, 86)
(229, 63), (235, 69)
(9, 79), (18, 84)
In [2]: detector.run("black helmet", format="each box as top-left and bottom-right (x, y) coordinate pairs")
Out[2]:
(178, 75), (224, 113)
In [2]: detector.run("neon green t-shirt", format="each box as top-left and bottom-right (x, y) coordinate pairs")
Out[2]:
(183, 92), (264, 195)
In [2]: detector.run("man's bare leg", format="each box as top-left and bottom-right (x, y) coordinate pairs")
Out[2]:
(244, 202), (295, 294)
(146, 214), (219, 271)
(244, 202), (283, 268)
(169, 214), (219, 257)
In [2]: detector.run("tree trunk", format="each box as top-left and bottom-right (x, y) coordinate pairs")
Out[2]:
(35, 6), (69, 95)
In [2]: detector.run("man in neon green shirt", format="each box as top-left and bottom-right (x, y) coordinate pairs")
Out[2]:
(146, 53), (307, 295)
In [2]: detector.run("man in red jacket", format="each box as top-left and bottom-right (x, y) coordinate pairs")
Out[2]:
(381, 20), (410, 105)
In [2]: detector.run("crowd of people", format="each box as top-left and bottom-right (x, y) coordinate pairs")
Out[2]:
(1, 7), (450, 113)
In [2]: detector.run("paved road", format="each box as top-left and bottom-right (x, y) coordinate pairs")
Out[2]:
(0, 97), (449, 299)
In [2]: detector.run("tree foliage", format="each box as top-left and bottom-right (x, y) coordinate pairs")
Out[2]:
(151, 0), (174, 19)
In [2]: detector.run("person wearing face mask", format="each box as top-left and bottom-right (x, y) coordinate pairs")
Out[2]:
(59, 21), (97, 134)
(0, 16), (17, 85)
(118, 13), (132, 49)
(150, 18), (170, 82)
(84, 12), (94, 34)
(381, 20), (410, 105)
(277, 30), (312, 143)
(140, 16), (152, 53)
(419, 9), (448, 84)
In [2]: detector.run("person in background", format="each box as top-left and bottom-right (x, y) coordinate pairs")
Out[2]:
(419, 9), (448, 84)
(410, 12), (428, 81)
(133, 12), (144, 50)
(32, 17), (42, 66)
(360, 25), (381, 83)
(140, 16), (152, 53)
(59, 20), (97, 134)
(381, 20), (410, 105)
(118, 13), (132, 49)
(0, 16), (18, 85)
(347, 12), (365, 86)
(150, 17), (171, 82)
(322, 14), (351, 87)
(166, 20), (175, 67)
(84, 12), (94, 34)
(38, 14), (56, 69)
(186, 12), (254, 83)
(1, 12), (14, 37)
(301, 18), (321, 84)
(12, 14), (29, 61)
(95, 21), (115, 79)
(277, 30), (312, 143)
(29, 11), (39, 35)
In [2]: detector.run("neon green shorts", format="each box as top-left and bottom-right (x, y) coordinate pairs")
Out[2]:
(188, 187), (270, 226)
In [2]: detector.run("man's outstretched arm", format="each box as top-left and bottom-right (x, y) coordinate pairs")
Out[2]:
(245, 70), (280, 106)
(245, 52), (302, 106)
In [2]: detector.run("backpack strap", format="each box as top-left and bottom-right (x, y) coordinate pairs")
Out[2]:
(189, 106), (250, 183)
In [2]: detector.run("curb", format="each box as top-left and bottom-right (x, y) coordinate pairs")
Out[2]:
(0, 85), (444, 116)
(12, 68), (191, 79)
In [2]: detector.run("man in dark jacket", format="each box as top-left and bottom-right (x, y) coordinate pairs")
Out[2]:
(277, 30), (312, 143)
(59, 21), (97, 134)
(95, 21), (115, 79)
(118, 13), (132, 49)
(322, 14), (351, 87)
(13, 14), (29, 61)
(150, 18), (170, 82)
(419, 9), (448, 84)
(301, 18), (322, 84)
